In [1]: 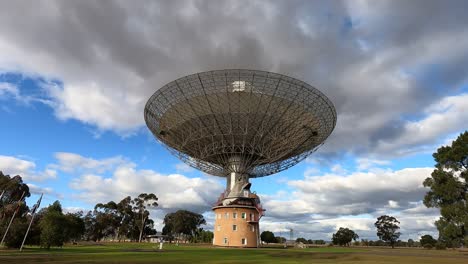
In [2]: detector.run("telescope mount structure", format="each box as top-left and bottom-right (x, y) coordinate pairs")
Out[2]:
(145, 69), (336, 247)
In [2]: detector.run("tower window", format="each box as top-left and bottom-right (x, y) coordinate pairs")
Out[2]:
(224, 238), (228, 244)
(233, 225), (237, 231)
(241, 212), (246, 219)
(241, 238), (247, 245)
(233, 212), (237, 219)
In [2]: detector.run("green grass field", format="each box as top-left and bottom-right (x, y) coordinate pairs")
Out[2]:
(1, 243), (467, 264)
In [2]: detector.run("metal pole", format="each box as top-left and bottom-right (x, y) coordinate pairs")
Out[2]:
(0, 190), (5, 213)
(1, 191), (25, 245)
(19, 212), (36, 251)
(1, 210), (17, 245)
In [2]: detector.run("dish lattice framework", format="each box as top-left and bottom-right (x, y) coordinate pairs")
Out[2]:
(144, 69), (337, 177)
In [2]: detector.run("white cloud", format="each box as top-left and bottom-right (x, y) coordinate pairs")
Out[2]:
(0, 81), (46, 105)
(303, 167), (320, 177)
(174, 162), (195, 173)
(28, 183), (54, 195)
(375, 93), (468, 155)
(255, 166), (441, 240)
(64, 155), (224, 214)
(261, 167), (433, 221)
(63, 207), (86, 214)
(356, 158), (391, 171)
(45, 81), (144, 135)
(330, 164), (348, 174)
(53, 152), (126, 173)
(0, 155), (35, 172)
(0, 82), (18, 97)
(0, 155), (56, 182)
(387, 200), (399, 209)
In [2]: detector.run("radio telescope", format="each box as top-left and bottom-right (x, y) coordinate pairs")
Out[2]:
(145, 69), (336, 247)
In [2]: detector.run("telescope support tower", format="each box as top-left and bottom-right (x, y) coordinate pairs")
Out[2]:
(212, 156), (264, 247)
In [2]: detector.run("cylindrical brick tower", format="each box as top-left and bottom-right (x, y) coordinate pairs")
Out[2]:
(212, 205), (261, 247)
(212, 160), (264, 247)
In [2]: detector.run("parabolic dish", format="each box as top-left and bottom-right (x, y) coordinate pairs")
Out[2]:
(144, 69), (336, 177)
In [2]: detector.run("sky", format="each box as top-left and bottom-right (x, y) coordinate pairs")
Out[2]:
(1, 0), (467, 241)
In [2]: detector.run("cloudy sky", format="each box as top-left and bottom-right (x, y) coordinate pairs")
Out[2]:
(1, 0), (467, 241)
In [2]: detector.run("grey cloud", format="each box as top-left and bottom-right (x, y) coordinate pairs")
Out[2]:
(260, 167), (433, 219)
(2, 0), (467, 155)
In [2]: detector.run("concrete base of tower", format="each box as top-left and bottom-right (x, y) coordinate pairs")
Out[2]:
(212, 205), (260, 247)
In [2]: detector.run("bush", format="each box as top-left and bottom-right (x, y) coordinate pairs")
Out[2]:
(435, 242), (446, 250)
(2, 218), (28, 248)
(423, 243), (433, 249)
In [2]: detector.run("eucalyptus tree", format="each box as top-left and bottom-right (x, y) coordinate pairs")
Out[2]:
(93, 201), (120, 240)
(332, 227), (359, 246)
(133, 193), (158, 242)
(375, 215), (401, 248)
(163, 210), (205, 242)
(116, 196), (134, 241)
(424, 131), (468, 248)
(0, 172), (30, 218)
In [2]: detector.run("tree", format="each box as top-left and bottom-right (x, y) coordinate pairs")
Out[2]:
(296, 237), (307, 244)
(407, 238), (415, 247)
(275, 236), (286, 243)
(191, 228), (213, 243)
(2, 218), (28, 248)
(423, 131), (468, 248)
(0, 172), (30, 220)
(115, 196), (134, 241)
(331, 227), (359, 246)
(361, 239), (369, 246)
(39, 201), (66, 249)
(82, 194), (158, 242)
(133, 193), (158, 242)
(0, 172), (31, 206)
(92, 201), (122, 241)
(163, 210), (205, 241)
(63, 212), (85, 243)
(260, 231), (275, 244)
(420, 234), (437, 248)
(375, 215), (401, 248)
(0, 172), (31, 248)
(314, 239), (326, 245)
(83, 211), (98, 241)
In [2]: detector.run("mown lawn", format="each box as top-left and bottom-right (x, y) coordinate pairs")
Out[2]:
(0, 243), (467, 264)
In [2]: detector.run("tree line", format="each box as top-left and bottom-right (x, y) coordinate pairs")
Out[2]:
(259, 215), (400, 248)
(0, 171), (211, 249)
(261, 215), (440, 249)
(0, 174), (160, 249)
